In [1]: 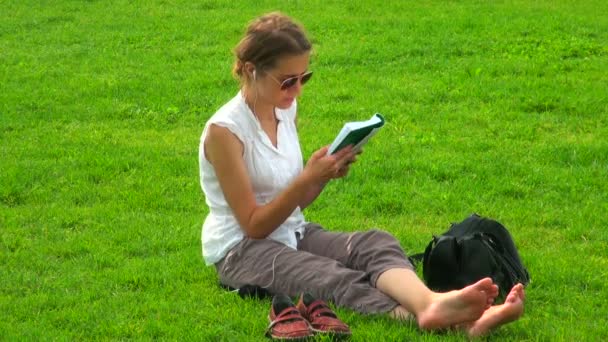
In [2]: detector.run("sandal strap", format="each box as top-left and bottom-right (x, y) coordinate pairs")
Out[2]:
(267, 307), (309, 329)
(265, 307), (312, 338)
(297, 297), (351, 336)
(306, 300), (338, 318)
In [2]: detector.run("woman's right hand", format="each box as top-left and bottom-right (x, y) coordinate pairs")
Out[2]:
(302, 145), (355, 184)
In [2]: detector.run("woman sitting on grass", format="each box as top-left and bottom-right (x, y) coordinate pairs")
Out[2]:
(199, 11), (525, 338)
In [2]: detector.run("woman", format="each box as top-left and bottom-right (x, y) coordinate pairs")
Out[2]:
(199, 12), (525, 337)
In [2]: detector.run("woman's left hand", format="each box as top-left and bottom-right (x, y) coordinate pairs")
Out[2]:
(333, 148), (362, 179)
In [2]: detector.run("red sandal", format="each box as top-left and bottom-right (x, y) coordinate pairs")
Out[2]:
(266, 294), (314, 340)
(296, 293), (351, 337)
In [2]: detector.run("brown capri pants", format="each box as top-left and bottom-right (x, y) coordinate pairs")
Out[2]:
(215, 223), (414, 314)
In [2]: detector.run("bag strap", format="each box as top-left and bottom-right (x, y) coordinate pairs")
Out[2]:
(409, 235), (438, 268)
(478, 233), (530, 285)
(409, 252), (424, 264)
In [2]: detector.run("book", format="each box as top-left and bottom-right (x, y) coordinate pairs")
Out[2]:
(327, 113), (385, 155)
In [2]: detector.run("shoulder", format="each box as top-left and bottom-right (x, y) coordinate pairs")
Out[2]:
(203, 92), (253, 143)
(209, 93), (248, 124)
(204, 119), (245, 166)
(206, 123), (242, 153)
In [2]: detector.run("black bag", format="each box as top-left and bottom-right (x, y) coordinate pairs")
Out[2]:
(411, 214), (530, 302)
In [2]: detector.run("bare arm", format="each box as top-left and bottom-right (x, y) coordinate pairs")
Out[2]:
(298, 149), (361, 210)
(294, 113), (325, 210)
(294, 114), (360, 210)
(299, 180), (328, 210)
(204, 124), (353, 239)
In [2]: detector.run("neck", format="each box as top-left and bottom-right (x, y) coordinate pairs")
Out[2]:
(243, 86), (275, 122)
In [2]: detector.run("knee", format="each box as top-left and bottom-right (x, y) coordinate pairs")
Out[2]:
(361, 229), (401, 246)
(355, 229), (409, 261)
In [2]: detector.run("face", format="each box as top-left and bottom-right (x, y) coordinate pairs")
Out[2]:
(253, 52), (311, 109)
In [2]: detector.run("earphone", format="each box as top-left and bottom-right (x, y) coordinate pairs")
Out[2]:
(252, 69), (257, 80)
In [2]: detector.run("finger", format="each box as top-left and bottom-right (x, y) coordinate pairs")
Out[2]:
(335, 145), (353, 159)
(335, 166), (348, 178)
(333, 145), (353, 159)
(346, 151), (359, 165)
(339, 151), (356, 167)
(311, 146), (329, 160)
(343, 152), (356, 164)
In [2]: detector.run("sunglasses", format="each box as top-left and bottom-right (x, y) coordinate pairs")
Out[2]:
(267, 71), (313, 90)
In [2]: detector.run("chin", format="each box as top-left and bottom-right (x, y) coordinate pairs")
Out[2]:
(277, 98), (294, 109)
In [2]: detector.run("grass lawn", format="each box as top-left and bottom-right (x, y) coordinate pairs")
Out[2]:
(1, 0), (607, 340)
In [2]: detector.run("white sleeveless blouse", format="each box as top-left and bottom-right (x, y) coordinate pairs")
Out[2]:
(199, 92), (307, 265)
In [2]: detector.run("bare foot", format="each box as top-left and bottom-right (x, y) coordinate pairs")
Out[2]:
(417, 278), (496, 330)
(485, 282), (499, 308)
(466, 283), (525, 337)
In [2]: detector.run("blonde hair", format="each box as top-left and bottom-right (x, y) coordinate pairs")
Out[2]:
(233, 12), (311, 83)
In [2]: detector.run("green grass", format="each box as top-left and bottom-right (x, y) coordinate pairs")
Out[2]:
(1, 0), (607, 340)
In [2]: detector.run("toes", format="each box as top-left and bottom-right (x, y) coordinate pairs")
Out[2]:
(505, 286), (526, 304)
(477, 278), (497, 292)
(506, 293), (517, 303)
(517, 287), (526, 301)
(480, 277), (494, 286)
(514, 284), (525, 297)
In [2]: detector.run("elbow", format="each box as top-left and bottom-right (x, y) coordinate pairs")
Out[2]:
(245, 231), (269, 239)
(241, 222), (270, 239)
(243, 229), (269, 240)
(239, 207), (276, 239)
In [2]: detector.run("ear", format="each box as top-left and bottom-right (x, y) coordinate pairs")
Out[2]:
(244, 62), (256, 80)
